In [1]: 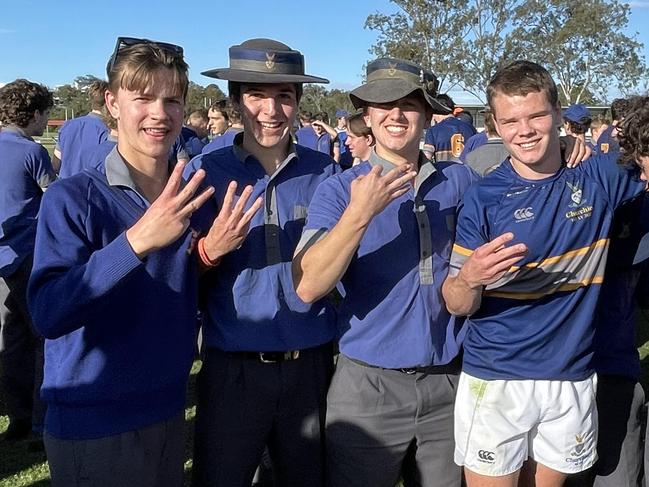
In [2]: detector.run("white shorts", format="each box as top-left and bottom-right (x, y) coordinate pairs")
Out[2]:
(454, 372), (598, 476)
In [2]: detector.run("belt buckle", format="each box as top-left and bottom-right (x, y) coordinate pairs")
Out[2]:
(399, 368), (417, 375)
(259, 352), (278, 364)
(288, 350), (300, 360)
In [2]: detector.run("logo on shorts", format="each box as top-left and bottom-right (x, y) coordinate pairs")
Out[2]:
(571, 434), (586, 458)
(514, 207), (534, 222)
(477, 449), (495, 464)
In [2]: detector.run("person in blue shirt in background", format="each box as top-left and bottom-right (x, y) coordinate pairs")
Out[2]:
(28, 37), (251, 487)
(563, 103), (594, 153)
(566, 95), (649, 487)
(423, 93), (477, 162)
(202, 102), (244, 154)
(293, 57), (477, 487)
(597, 98), (627, 155)
(188, 38), (337, 487)
(180, 109), (209, 158)
(54, 80), (109, 177)
(0, 79), (56, 442)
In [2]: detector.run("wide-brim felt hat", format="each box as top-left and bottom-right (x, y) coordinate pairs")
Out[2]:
(201, 38), (329, 84)
(350, 58), (451, 115)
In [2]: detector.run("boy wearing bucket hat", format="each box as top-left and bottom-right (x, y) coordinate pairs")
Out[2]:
(292, 58), (478, 486)
(187, 38), (338, 486)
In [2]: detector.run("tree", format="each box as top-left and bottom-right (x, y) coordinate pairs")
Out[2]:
(299, 86), (355, 123)
(185, 82), (226, 114)
(508, 0), (646, 104)
(456, 0), (521, 103)
(365, 0), (472, 92)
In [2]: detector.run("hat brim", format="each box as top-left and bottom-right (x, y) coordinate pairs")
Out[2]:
(350, 78), (451, 115)
(201, 68), (329, 84)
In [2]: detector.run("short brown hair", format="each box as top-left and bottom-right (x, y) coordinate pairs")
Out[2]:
(107, 43), (189, 99)
(0, 79), (53, 128)
(347, 112), (372, 138)
(487, 61), (559, 115)
(88, 80), (108, 110)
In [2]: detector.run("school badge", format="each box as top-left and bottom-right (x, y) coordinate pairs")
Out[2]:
(387, 62), (397, 76)
(566, 181), (583, 205)
(600, 143), (609, 154)
(265, 53), (276, 71)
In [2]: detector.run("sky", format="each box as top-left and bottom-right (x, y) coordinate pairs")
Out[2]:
(2, 0), (649, 104)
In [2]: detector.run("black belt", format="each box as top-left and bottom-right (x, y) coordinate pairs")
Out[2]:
(347, 355), (461, 375)
(211, 342), (331, 364)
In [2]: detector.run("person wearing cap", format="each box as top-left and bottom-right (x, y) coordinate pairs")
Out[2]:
(187, 38), (338, 486)
(423, 93), (477, 163)
(27, 37), (238, 486)
(292, 57), (478, 486)
(442, 60), (648, 487)
(563, 103), (593, 147)
(333, 109), (354, 168)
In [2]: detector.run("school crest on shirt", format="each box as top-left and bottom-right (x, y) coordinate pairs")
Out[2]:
(387, 62), (397, 76)
(566, 181), (583, 205)
(600, 143), (609, 154)
(265, 53), (276, 71)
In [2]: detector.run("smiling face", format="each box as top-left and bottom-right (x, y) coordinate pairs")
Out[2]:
(237, 83), (298, 151)
(106, 67), (184, 165)
(364, 94), (427, 165)
(491, 89), (562, 178)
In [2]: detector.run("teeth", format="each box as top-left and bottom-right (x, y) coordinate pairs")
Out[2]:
(520, 141), (538, 149)
(386, 126), (406, 133)
(145, 128), (167, 135)
(260, 122), (281, 129)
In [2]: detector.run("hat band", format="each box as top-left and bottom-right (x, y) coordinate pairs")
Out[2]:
(367, 68), (422, 86)
(229, 58), (305, 75)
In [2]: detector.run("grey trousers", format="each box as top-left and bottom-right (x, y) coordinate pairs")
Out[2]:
(566, 377), (644, 487)
(44, 414), (185, 487)
(192, 344), (333, 487)
(326, 355), (461, 487)
(0, 256), (45, 430)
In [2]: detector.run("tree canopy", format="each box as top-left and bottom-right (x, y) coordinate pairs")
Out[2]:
(365, 0), (647, 104)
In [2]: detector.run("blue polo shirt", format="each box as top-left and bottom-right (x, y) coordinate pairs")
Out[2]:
(202, 127), (243, 154)
(299, 150), (478, 368)
(459, 131), (488, 162)
(295, 126), (318, 150)
(57, 112), (109, 178)
(0, 126), (57, 277)
(187, 133), (339, 352)
(449, 155), (647, 381)
(596, 125), (620, 154)
(424, 117), (477, 162)
(180, 126), (207, 158)
(316, 132), (332, 155)
(77, 134), (117, 173)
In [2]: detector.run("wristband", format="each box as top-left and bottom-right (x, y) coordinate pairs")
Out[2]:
(198, 237), (221, 267)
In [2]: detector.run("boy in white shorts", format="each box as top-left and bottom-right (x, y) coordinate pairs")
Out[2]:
(442, 60), (648, 486)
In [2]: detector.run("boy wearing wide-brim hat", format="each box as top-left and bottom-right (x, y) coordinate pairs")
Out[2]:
(187, 38), (338, 487)
(292, 58), (478, 486)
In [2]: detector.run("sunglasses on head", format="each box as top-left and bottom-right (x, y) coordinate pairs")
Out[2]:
(107, 36), (184, 75)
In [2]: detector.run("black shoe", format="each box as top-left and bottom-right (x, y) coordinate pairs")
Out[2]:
(3, 418), (32, 441)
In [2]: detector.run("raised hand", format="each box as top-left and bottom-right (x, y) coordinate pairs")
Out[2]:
(126, 161), (215, 259)
(561, 135), (592, 168)
(347, 164), (417, 225)
(457, 232), (528, 289)
(202, 181), (264, 262)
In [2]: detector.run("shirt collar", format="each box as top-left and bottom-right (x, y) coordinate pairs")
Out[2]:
(232, 131), (298, 172)
(105, 146), (139, 190)
(2, 125), (32, 141)
(368, 149), (436, 195)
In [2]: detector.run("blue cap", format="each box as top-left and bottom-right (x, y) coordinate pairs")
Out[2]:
(335, 109), (349, 118)
(563, 104), (591, 123)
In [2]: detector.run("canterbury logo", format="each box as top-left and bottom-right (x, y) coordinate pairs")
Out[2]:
(478, 450), (495, 462)
(514, 207), (534, 220)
